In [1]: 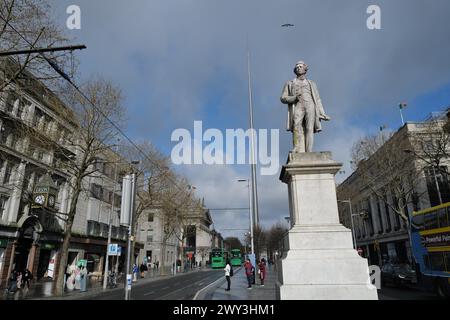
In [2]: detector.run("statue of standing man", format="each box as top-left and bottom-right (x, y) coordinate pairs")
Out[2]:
(280, 61), (330, 153)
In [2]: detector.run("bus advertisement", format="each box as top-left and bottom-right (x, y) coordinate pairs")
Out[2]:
(411, 202), (450, 298)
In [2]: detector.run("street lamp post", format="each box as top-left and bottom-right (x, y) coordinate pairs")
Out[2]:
(246, 39), (260, 231)
(124, 161), (139, 300)
(103, 141), (120, 289)
(238, 179), (254, 254)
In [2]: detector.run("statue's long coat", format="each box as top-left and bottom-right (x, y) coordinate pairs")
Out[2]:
(280, 79), (326, 133)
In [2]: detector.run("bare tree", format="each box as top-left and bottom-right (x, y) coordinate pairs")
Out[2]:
(158, 177), (195, 275)
(253, 225), (267, 260)
(354, 131), (420, 226)
(120, 141), (174, 267)
(53, 78), (125, 296)
(0, 0), (75, 93)
(353, 119), (450, 231)
(265, 222), (288, 260)
(224, 237), (243, 251)
(350, 131), (393, 170)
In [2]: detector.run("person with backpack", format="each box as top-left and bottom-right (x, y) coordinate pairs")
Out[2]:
(224, 259), (232, 291)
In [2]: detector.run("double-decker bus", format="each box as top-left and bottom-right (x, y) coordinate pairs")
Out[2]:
(411, 202), (450, 298)
(230, 249), (242, 267)
(211, 248), (226, 269)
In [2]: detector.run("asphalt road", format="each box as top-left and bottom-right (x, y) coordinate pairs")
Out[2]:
(378, 285), (438, 300)
(95, 269), (224, 300)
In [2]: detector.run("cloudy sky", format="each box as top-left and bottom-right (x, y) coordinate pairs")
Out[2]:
(49, 0), (450, 240)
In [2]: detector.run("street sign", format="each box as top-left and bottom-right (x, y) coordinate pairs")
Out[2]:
(108, 243), (118, 256)
(127, 274), (132, 290)
(77, 259), (87, 267)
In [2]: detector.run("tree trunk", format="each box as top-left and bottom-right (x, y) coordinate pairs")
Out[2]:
(54, 181), (82, 296)
(160, 241), (167, 276)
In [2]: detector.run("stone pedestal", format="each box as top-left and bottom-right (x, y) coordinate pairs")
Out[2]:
(276, 152), (378, 300)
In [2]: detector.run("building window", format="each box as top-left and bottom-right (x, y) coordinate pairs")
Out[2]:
(3, 164), (12, 185)
(382, 192), (392, 232)
(87, 220), (101, 237)
(0, 195), (8, 220)
(366, 199), (375, 236)
(390, 190), (401, 231)
(424, 166), (450, 206)
(90, 183), (102, 200)
(148, 213), (154, 222)
(376, 196), (384, 234)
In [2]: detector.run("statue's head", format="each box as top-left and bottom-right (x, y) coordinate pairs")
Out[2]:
(294, 61), (308, 76)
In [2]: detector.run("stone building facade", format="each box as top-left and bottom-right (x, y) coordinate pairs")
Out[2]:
(0, 61), (141, 289)
(337, 115), (450, 267)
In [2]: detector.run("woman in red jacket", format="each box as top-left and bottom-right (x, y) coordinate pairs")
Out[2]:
(258, 258), (267, 286)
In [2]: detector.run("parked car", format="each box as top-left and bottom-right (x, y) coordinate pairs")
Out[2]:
(381, 263), (417, 288)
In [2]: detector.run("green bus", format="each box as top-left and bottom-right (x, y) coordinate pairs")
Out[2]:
(411, 202), (450, 298)
(211, 248), (226, 269)
(230, 249), (242, 267)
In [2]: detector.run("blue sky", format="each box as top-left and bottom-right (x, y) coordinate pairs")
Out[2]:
(49, 0), (450, 240)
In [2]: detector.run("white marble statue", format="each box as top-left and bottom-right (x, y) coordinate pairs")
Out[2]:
(280, 61), (331, 153)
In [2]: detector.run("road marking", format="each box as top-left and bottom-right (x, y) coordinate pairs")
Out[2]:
(198, 282), (204, 286)
(143, 291), (154, 296)
(193, 277), (225, 300)
(162, 286), (170, 290)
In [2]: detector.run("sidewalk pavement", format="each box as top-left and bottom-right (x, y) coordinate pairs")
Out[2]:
(200, 265), (277, 300)
(1, 266), (209, 300)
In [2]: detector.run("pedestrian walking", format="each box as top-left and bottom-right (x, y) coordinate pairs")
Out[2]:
(132, 263), (139, 282)
(140, 262), (147, 278)
(244, 259), (254, 289)
(23, 269), (33, 289)
(79, 266), (88, 292)
(224, 259), (231, 291)
(258, 258), (267, 286)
